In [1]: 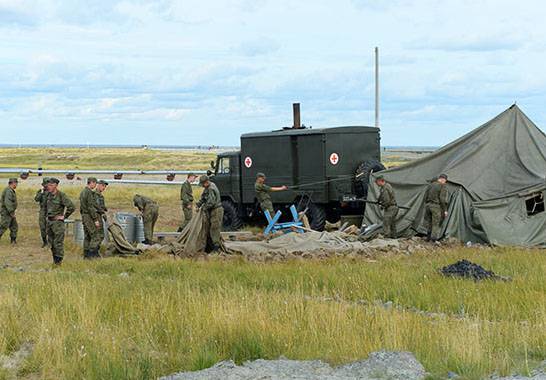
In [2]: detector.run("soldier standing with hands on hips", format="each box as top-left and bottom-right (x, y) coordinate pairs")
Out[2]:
(46, 178), (75, 265)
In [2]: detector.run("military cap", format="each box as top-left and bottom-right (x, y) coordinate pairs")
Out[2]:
(42, 177), (50, 186)
(98, 180), (109, 185)
(375, 175), (384, 181)
(256, 172), (266, 179)
(87, 177), (98, 183)
(48, 177), (60, 184)
(199, 175), (209, 184)
(8, 177), (18, 184)
(187, 172), (195, 177)
(438, 173), (448, 180)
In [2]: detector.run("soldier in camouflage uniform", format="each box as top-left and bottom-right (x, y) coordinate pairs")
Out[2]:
(133, 194), (159, 244)
(197, 175), (224, 252)
(424, 174), (449, 242)
(0, 178), (19, 244)
(46, 178), (75, 265)
(254, 172), (287, 216)
(95, 180), (109, 248)
(80, 177), (101, 259)
(375, 175), (399, 238)
(34, 177), (50, 247)
(178, 173), (197, 232)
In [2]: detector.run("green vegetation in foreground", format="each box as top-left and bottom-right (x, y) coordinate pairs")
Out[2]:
(0, 148), (216, 170)
(0, 249), (544, 380)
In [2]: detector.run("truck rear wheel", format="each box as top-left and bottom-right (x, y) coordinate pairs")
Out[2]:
(222, 200), (243, 231)
(298, 200), (326, 231)
(354, 159), (386, 199)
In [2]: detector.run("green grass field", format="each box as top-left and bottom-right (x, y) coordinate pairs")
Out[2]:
(0, 149), (545, 380)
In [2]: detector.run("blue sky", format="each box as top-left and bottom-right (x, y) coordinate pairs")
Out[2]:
(1, 0), (546, 146)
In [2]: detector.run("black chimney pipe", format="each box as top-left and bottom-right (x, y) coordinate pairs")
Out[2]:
(292, 103), (301, 129)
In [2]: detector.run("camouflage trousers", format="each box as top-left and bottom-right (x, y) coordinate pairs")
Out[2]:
(260, 200), (274, 217)
(143, 205), (159, 242)
(47, 220), (66, 260)
(82, 214), (102, 251)
(39, 210), (48, 242)
(207, 206), (224, 248)
(382, 205), (399, 238)
(0, 211), (17, 240)
(97, 215), (105, 244)
(424, 203), (443, 240)
(180, 202), (193, 230)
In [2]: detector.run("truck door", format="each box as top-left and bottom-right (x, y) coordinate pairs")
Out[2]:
(214, 155), (241, 204)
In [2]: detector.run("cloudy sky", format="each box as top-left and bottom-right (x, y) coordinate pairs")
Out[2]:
(1, 0), (546, 146)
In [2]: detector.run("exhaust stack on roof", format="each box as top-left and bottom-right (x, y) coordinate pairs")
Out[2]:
(292, 103), (301, 129)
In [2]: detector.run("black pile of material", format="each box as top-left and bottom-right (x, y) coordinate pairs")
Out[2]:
(440, 259), (498, 280)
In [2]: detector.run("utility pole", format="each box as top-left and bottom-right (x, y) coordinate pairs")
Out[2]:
(375, 46), (380, 129)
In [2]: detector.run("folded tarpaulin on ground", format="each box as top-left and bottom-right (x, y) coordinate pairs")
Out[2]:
(224, 231), (399, 256)
(106, 222), (141, 256)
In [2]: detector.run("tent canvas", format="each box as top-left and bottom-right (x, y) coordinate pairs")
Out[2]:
(363, 105), (546, 247)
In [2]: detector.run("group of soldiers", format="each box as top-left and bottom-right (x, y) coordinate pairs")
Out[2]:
(0, 169), (448, 264)
(0, 173), (225, 265)
(0, 177), (80, 264)
(375, 173), (448, 241)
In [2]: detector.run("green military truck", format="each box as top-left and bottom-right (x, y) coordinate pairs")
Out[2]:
(211, 106), (385, 231)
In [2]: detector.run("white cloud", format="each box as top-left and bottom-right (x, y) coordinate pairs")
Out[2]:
(2, 0), (546, 145)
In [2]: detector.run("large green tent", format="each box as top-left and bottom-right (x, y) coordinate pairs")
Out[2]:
(363, 105), (546, 247)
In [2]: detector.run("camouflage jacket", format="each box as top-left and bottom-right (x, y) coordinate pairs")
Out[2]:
(34, 189), (48, 212)
(95, 191), (107, 215)
(378, 183), (397, 208)
(197, 182), (222, 211)
(133, 194), (157, 212)
(46, 191), (75, 219)
(425, 182), (448, 212)
(255, 182), (272, 204)
(0, 187), (17, 214)
(80, 187), (99, 220)
(180, 181), (194, 205)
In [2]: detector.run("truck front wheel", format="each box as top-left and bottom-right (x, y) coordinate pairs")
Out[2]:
(222, 200), (243, 231)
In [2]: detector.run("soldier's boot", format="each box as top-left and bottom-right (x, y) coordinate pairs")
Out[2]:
(210, 243), (221, 253)
(53, 256), (63, 266)
(92, 248), (101, 259)
(176, 227), (183, 233)
(83, 250), (92, 260)
(10, 237), (16, 245)
(142, 239), (152, 245)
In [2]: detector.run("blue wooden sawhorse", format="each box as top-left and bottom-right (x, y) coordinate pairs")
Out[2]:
(263, 205), (304, 236)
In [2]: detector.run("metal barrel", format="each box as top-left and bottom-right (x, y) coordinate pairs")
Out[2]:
(135, 215), (145, 243)
(114, 212), (136, 243)
(73, 219), (85, 246)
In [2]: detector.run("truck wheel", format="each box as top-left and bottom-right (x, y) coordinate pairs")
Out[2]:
(298, 201), (326, 231)
(222, 200), (243, 231)
(354, 159), (386, 199)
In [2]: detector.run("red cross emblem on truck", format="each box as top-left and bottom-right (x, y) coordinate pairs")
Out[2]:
(244, 156), (253, 168)
(329, 152), (339, 165)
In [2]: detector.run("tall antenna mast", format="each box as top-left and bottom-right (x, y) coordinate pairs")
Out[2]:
(374, 46), (380, 129)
